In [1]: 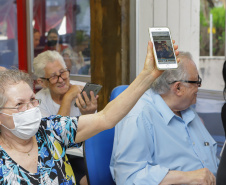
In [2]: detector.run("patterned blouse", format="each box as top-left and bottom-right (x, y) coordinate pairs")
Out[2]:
(0, 115), (81, 185)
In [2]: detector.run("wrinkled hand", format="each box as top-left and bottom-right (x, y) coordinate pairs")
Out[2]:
(144, 40), (179, 79)
(64, 84), (83, 100)
(185, 168), (216, 185)
(76, 91), (98, 115)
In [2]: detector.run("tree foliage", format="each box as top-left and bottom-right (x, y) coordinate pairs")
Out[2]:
(211, 6), (225, 30)
(200, 2), (225, 56)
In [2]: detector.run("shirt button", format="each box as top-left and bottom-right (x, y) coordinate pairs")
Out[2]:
(193, 142), (195, 145)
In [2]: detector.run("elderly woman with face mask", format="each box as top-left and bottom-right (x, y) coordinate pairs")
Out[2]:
(0, 41), (179, 184)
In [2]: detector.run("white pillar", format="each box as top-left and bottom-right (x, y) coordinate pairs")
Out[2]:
(210, 13), (213, 56)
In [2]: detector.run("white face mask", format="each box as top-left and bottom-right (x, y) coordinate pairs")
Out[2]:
(0, 107), (42, 140)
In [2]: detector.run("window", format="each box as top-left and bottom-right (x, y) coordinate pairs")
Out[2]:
(32, 0), (91, 79)
(198, 0), (226, 158)
(0, 0), (18, 69)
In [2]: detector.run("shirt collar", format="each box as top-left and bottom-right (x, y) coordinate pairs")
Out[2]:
(180, 108), (195, 126)
(150, 90), (195, 126)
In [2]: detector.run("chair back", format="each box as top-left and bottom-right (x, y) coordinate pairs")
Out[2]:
(84, 85), (129, 185)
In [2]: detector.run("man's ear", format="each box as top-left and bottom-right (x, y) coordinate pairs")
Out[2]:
(172, 82), (183, 96)
(37, 78), (47, 88)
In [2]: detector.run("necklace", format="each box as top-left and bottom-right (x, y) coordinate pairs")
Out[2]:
(0, 136), (34, 156)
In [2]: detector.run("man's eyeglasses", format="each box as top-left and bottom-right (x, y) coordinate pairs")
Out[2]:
(40, 69), (70, 84)
(0, 99), (41, 112)
(169, 75), (202, 87)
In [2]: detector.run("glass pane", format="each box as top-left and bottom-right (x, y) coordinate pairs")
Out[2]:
(33, 0), (91, 76)
(199, 0), (226, 159)
(199, 1), (225, 91)
(0, 0), (18, 69)
(200, 0), (225, 57)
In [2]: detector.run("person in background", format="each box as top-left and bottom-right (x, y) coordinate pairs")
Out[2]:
(33, 28), (41, 57)
(216, 60), (226, 184)
(43, 28), (68, 53)
(0, 41), (178, 184)
(33, 50), (97, 185)
(61, 48), (77, 74)
(110, 51), (218, 185)
(62, 30), (89, 75)
(33, 28), (41, 49)
(220, 60), (226, 137)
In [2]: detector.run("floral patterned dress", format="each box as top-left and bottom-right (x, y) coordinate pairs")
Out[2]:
(0, 115), (81, 185)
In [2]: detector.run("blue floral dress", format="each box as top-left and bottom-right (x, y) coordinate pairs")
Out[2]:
(0, 115), (82, 185)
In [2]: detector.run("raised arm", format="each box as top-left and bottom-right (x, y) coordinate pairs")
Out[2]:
(75, 41), (179, 143)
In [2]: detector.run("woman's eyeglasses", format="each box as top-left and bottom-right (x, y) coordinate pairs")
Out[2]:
(40, 69), (70, 84)
(0, 99), (41, 112)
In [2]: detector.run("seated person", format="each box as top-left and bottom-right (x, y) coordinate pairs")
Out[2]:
(61, 48), (78, 74)
(33, 28), (41, 57)
(33, 28), (40, 49)
(0, 41), (176, 184)
(110, 51), (218, 185)
(33, 50), (97, 117)
(33, 50), (97, 185)
(43, 28), (68, 53)
(62, 30), (90, 75)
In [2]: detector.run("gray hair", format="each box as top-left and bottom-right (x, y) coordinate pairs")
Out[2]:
(151, 51), (194, 94)
(0, 69), (33, 108)
(33, 50), (66, 78)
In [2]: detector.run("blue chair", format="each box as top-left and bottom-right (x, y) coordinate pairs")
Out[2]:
(83, 85), (129, 185)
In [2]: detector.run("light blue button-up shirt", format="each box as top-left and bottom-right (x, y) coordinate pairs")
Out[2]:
(110, 89), (219, 185)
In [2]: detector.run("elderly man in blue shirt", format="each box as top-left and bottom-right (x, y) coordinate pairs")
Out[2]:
(110, 51), (218, 185)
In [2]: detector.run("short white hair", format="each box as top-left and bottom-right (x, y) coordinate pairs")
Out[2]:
(33, 50), (66, 78)
(151, 51), (194, 94)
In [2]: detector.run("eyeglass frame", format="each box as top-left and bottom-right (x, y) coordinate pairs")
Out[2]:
(40, 69), (70, 84)
(0, 99), (41, 112)
(169, 75), (202, 87)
